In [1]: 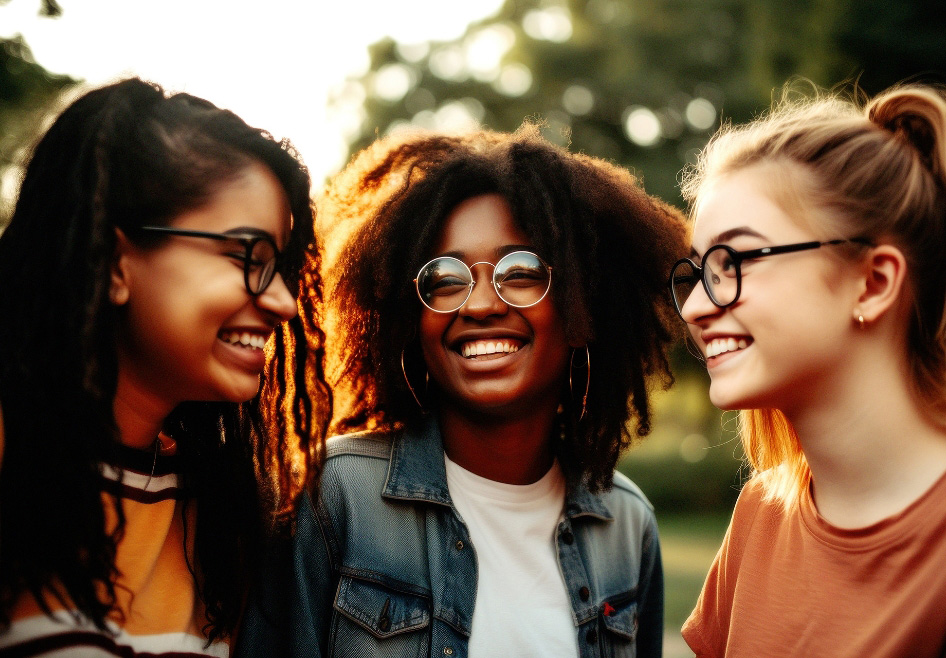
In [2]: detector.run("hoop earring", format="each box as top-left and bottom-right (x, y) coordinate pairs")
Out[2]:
(401, 348), (429, 412)
(569, 346), (590, 422)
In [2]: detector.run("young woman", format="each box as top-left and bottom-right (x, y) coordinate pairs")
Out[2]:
(0, 78), (328, 655)
(236, 125), (688, 658)
(672, 84), (946, 657)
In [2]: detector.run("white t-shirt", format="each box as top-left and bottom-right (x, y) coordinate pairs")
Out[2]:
(444, 454), (579, 658)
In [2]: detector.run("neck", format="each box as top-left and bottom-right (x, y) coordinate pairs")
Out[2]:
(439, 398), (559, 485)
(785, 348), (946, 528)
(113, 370), (176, 450)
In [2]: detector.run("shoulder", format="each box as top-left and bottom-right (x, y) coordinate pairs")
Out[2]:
(591, 471), (658, 535)
(730, 472), (784, 532)
(325, 429), (395, 462)
(317, 429), (397, 500)
(609, 470), (655, 511)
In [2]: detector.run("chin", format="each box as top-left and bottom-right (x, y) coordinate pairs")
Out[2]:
(217, 376), (264, 404)
(708, 386), (751, 411)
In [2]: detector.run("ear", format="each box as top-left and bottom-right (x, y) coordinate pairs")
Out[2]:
(109, 228), (132, 306)
(857, 244), (908, 324)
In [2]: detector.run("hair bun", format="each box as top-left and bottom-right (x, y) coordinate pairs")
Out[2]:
(867, 87), (946, 180)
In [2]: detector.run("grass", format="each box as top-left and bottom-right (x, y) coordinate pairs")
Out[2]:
(657, 512), (730, 635)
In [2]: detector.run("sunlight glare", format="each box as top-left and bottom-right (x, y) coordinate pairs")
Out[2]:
(0, 0), (507, 183)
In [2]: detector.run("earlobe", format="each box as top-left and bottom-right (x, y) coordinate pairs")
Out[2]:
(109, 228), (132, 306)
(857, 244), (908, 324)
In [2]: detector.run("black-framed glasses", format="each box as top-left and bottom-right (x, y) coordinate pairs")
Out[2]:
(135, 226), (282, 296)
(669, 237), (872, 318)
(414, 250), (553, 313)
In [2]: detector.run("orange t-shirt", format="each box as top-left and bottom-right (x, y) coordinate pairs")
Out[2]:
(683, 471), (946, 658)
(0, 442), (229, 657)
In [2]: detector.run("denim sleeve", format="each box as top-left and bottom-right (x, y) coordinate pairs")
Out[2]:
(635, 514), (665, 658)
(234, 491), (338, 658)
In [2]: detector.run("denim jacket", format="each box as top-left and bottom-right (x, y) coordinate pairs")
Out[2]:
(236, 417), (663, 658)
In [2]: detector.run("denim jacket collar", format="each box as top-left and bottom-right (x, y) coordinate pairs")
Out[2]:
(383, 415), (614, 523)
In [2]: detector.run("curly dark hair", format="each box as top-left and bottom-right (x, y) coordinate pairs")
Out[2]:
(321, 124), (687, 491)
(0, 78), (329, 640)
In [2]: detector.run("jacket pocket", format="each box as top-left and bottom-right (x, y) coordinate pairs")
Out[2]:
(331, 575), (431, 656)
(601, 595), (638, 658)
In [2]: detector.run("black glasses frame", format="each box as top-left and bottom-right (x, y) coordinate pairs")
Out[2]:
(135, 225), (282, 296)
(669, 237), (872, 318)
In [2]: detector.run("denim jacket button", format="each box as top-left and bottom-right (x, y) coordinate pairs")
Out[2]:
(443, 647), (454, 655)
(455, 540), (464, 551)
(579, 586), (590, 601)
(562, 530), (574, 545)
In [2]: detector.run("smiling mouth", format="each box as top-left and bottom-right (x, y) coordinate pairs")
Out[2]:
(705, 337), (751, 359)
(219, 330), (268, 351)
(458, 339), (523, 359)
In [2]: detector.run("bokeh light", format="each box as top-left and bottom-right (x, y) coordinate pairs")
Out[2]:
(623, 106), (662, 147)
(493, 63), (533, 96)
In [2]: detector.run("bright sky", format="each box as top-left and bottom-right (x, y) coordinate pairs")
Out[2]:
(1, 0), (505, 182)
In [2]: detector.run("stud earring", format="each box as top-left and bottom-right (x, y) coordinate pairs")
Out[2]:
(854, 311), (865, 330)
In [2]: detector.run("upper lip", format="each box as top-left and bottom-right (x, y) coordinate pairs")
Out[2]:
(448, 329), (531, 352)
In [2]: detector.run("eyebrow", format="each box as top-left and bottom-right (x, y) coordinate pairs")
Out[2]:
(691, 226), (767, 258)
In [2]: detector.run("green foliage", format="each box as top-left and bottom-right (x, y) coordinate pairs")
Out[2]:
(0, 33), (76, 226)
(341, 0), (946, 208)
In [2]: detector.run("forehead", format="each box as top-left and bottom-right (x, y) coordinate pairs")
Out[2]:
(169, 161), (292, 245)
(692, 167), (814, 252)
(431, 194), (531, 256)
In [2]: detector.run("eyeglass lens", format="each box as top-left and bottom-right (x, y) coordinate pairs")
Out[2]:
(246, 237), (279, 295)
(416, 251), (551, 312)
(671, 246), (740, 313)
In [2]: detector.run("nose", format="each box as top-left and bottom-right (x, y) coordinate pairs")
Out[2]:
(459, 267), (507, 319)
(255, 272), (298, 321)
(679, 277), (722, 326)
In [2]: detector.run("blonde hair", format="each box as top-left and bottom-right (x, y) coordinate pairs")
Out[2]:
(682, 84), (946, 508)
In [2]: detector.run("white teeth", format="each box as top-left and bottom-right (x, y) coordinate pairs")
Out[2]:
(460, 340), (521, 358)
(705, 337), (750, 358)
(220, 331), (268, 351)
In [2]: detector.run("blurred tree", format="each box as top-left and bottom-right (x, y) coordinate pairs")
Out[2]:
(336, 0), (946, 208)
(0, 0), (75, 226)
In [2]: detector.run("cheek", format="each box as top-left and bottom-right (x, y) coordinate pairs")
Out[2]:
(419, 310), (445, 348)
(529, 306), (572, 370)
(418, 311), (450, 372)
